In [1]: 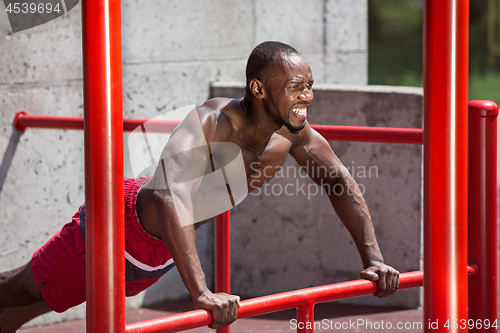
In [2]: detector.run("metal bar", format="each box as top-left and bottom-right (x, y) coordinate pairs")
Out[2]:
(311, 124), (423, 144)
(215, 210), (231, 333)
(423, 1), (469, 331)
(13, 112), (180, 133)
(468, 99), (498, 332)
(125, 267), (477, 333)
(297, 301), (315, 333)
(13, 112), (424, 144)
(122, 118), (179, 133)
(81, 0), (125, 331)
(14, 111), (85, 131)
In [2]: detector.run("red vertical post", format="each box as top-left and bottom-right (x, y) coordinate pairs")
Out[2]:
(215, 210), (231, 333)
(297, 301), (315, 333)
(468, 100), (498, 332)
(423, 1), (469, 332)
(82, 0), (125, 332)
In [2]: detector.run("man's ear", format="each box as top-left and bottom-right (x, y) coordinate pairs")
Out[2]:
(249, 79), (265, 99)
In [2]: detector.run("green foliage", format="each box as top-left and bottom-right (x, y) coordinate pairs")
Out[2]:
(469, 71), (500, 104)
(368, 0), (423, 86)
(368, 0), (499, 104)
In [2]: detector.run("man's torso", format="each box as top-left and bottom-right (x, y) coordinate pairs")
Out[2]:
(137, 97), (300, 237)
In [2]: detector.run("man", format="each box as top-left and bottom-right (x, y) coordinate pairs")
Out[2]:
(0, 41), (399, 333)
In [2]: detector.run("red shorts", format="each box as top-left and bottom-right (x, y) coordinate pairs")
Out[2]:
(31, 177), (175, 313)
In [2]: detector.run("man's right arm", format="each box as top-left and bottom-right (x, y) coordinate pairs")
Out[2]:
(148, 105), (240, 328)
(151, 187), (240, 329)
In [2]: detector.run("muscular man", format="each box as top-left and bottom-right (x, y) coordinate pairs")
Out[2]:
(0, 41), (399, 333)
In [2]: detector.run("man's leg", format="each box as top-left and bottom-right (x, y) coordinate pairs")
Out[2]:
(0, 262), (49, 332)
(0, 262), (43, 309)
(0, 301), (52, 333)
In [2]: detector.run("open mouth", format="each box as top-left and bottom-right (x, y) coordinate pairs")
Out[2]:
(291, 106), (307, 118)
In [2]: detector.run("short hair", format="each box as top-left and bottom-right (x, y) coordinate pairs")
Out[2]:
(245, 41), (299, 88)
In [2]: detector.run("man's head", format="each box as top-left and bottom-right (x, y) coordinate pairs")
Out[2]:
(245, 41), (300, 89)
(245, 41), (314, 134)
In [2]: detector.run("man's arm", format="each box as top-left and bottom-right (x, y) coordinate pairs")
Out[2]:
(152, 187), (240, 328)
(148, 106), (240, 328)
(289, 123), (399, 298)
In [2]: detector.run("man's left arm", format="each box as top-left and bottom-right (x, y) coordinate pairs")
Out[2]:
(289, 123), (399, 298)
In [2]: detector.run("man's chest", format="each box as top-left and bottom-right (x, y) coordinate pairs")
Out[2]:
(241, 137), (292, 192)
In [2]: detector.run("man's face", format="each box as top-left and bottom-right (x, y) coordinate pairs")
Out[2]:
(264, 53), (314, 134)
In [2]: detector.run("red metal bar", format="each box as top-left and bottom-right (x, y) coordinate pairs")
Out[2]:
(14, 111), (85, 131)
(124, 267), (477, 333)
(13, 112), (180, 133)
(123, 118), (179, 133)
(215, 210), (231, 333)
(311, 124), (423, 144)
(423, 1), (469, 331)
(81, 0), (125, 331)
(237, 269), (431, 320)
(13, 112), (423, 144)
(468, 99), (498, 332)
(297, 301), (315, 333)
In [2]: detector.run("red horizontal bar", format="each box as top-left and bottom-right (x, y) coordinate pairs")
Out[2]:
(125, 266), (477, 333)
(13, 111), (423, 144)
(14, 111), (86, 131)
(311, 124), (423, 144)
(13, 111), (179, 133)
(122, 118), (179, 133)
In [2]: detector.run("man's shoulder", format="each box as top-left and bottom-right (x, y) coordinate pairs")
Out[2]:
(195, 98), (239, 141)
(196, 98), (234, 122)
(199, 97), (234, 111)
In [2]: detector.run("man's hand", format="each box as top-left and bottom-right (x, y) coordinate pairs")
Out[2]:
(194, 290), (241, 329)
(360, 261), (400, 298)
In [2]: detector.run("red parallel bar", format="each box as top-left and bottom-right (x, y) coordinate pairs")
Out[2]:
(123, 118), (179, 133)
(14, 111), (85, 131)
(82, 0), (125, 331)
(13, 112), (180, 133)
(423, 1), (469, 332)
(13, 112), (423, 144)
(468, 99), (498, 332)
(125, 268), (477, 333)
(311, 124), (423, 144)
(215, 210), (231, 333)
(243, 267), (475, 321)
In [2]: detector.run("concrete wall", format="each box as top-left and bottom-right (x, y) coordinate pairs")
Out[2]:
(0, 0), (368, 328)
(210, 83), (424, 308)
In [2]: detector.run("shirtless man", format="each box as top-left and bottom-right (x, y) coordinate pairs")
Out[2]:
(0, 41), (399, 333)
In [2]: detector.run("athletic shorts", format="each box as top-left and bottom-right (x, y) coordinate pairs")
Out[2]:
(31, 177), (175, 313)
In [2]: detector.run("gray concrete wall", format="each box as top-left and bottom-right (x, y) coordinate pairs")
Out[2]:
(0, 0), (368, 328)
(210, 83), (424, 308)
